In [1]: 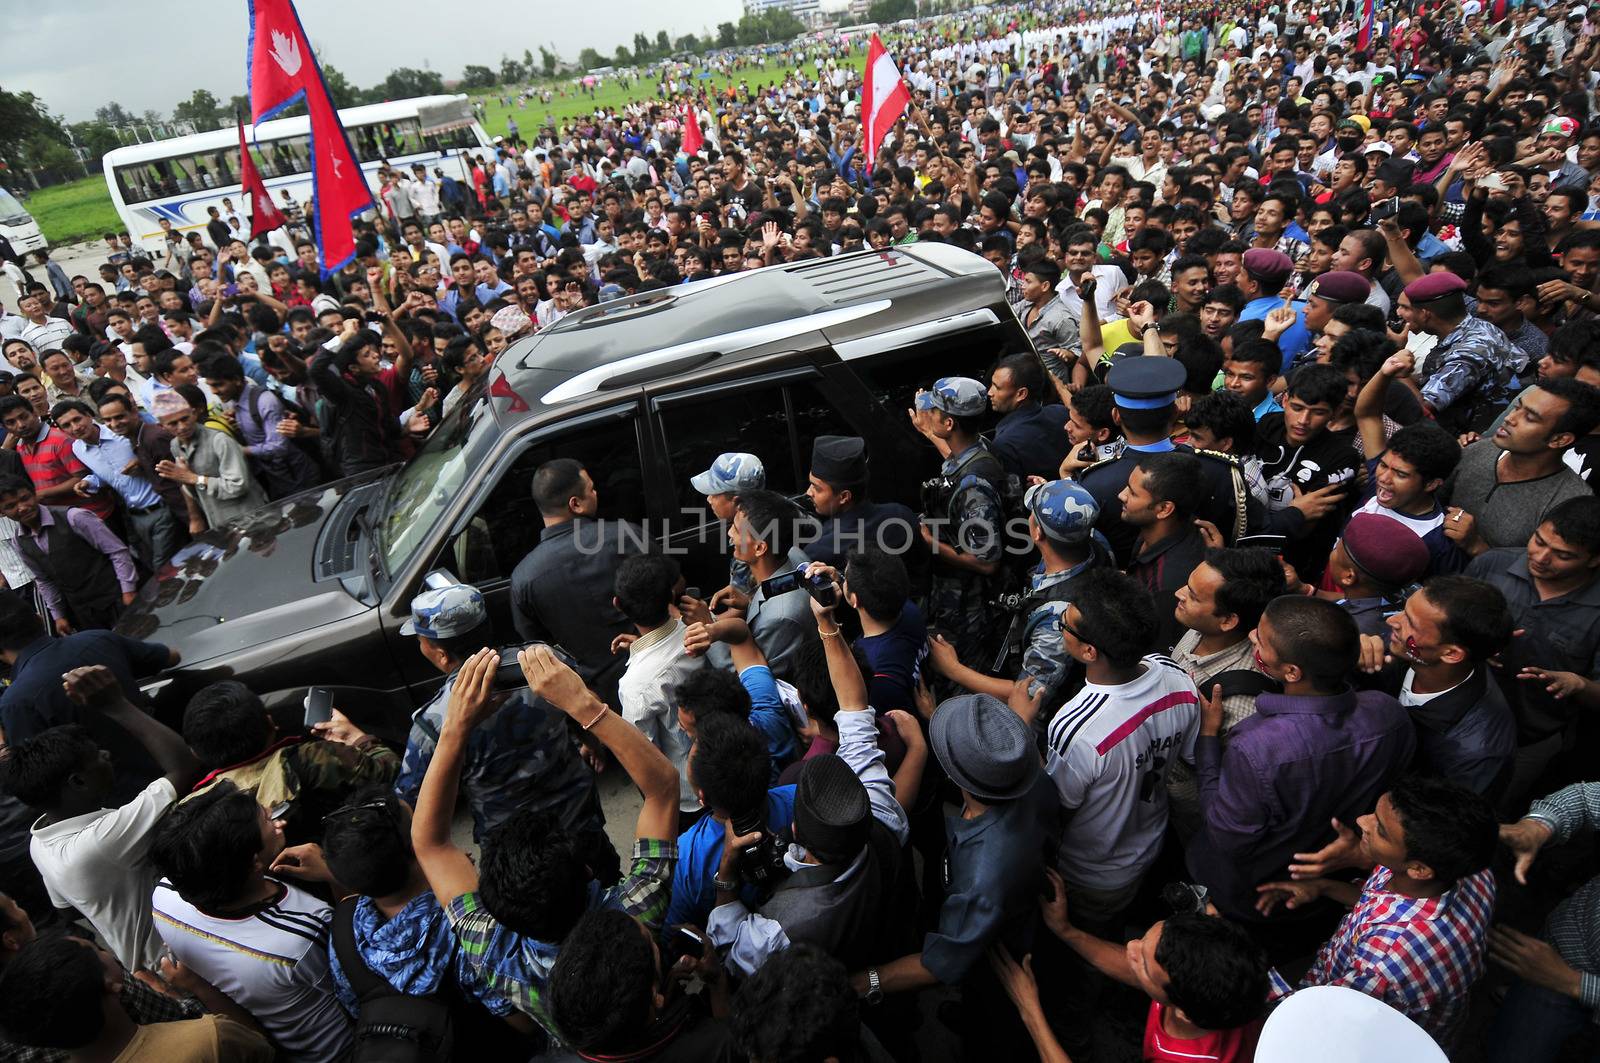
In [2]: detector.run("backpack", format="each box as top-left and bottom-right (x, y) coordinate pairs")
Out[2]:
(330, 898), (455, 1063)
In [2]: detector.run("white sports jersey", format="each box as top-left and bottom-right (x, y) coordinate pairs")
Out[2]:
(152, 878), (353, 1061)
(1046, 655), (1200, 890)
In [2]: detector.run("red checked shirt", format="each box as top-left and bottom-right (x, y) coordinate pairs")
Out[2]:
(16, 422), (116, 521)
(1270, 865), (1496, 1047)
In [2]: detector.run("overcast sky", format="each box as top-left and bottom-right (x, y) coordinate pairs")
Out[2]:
(12, 0), (750, 123)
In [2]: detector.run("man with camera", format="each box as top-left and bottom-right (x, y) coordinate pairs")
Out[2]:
(705, 564), (924, 976)
(388, 582), (610, 872)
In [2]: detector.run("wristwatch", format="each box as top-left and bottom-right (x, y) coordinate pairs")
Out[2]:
(712, 875), (739, 893)
(864, 967), (884, 1005)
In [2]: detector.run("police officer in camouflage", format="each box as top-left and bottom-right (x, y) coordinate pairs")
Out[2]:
(392, 583), (616, 881)
(910, 377), (1010, 666)
(1075, 358), (1257, 566)
(691, 451), (767, 596)
(927, 479), (1114, 719)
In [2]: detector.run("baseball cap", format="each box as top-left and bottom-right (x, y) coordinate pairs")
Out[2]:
(691, 452), (766, 495)
(401, 584), (487, 638)
(917, 377), (988, 417)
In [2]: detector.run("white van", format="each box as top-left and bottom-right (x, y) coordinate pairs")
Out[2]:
(0, 187), (47, 257)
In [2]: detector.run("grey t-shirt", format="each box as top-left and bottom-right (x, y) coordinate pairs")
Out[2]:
(1443, 439), (1592, 550)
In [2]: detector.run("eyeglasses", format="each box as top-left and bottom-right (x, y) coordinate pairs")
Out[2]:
(322, 798), (395, 825)
(1058, 616), (1094, 647)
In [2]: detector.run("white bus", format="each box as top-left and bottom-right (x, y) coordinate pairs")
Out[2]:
(103, 95), (493, 253)
(0, 186), (48, 258)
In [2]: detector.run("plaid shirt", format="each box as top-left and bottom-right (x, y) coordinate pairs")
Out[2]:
(1270, 865), (1495, 1046)
(1525, 783), (1600, 1019)
(446, 838), (676, 1032)
(0, 972), (202, 1062)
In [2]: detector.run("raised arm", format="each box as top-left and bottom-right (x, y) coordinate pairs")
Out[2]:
(62, 666), (201, 794)
(411, 648), (497, 906)
(520, 644), (679, 843)
(1354, 349), (1412, 457)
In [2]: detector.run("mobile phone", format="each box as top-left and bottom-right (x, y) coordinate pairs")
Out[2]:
(683, 586), (702, 602)
(663, 925), (708, 966)
(1236, 533), (1287, 556)
(304, 687), (334, 728)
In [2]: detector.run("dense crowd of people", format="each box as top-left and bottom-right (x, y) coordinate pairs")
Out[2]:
(0, 0), (1598, 1059)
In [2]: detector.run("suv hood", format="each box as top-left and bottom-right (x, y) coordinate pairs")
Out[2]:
(115, 479), (378, 663)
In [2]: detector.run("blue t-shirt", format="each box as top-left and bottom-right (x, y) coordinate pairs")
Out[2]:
(856, 601), (928, 714)
(1240, 296), (1312, 371)
(738, 664), (801, 779)
(664, 785), (798, 929)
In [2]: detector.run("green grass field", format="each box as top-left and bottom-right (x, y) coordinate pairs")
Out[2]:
(475, 55), (868, 138)
(25, 175), (123, 247)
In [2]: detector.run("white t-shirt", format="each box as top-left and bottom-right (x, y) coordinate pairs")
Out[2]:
(618, 619), (703, 812)
(1046, 655), (1200, 890)
(30, 776), (177, 971)
(1056, 264), (1131, 324)
(152, 877), (354, 1062)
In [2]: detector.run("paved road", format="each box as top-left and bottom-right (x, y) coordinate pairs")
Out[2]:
(3, 239), (117, 307)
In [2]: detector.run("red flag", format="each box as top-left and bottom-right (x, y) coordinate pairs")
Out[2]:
(246, 0), (372, 277)
(237, 116), (287, 239)
(1356, 0), (1376, 50)
(681, 104), (704, 158)
(862, 34), (911, 171)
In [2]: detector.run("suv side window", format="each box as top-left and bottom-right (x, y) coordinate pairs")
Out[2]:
(658, 379), (802, 515)
(447, 405), (646, 585)
(845, 329), (1013, 420)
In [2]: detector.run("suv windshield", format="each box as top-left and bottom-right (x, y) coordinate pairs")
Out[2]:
(377, 391), (499, 572)
(0, 188), (30, 226)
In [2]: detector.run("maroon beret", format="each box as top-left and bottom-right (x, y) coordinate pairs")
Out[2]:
(1307, 270), (1372, 304)
(1403, 272), (1469, 304)
(1340, 513), (1431, 588)
(1242, 247), (1294, 284)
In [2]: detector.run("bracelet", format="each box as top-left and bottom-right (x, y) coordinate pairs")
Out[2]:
(580, 704), (608, 730)
(818, 625), (841, 640)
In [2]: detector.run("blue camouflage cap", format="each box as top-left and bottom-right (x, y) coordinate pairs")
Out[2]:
(920, 376), (989, 417)
(1024, 479), (1100, 544)
(691, 452), (766, 495)
(401, 584), (487, 639)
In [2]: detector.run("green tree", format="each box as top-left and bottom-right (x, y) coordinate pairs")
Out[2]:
(737, 9), (804, 45)
(717, 21), (737, 47)
(523, 49), (535, 75)
(655, 30), (671, 55)
(539, 45), (559, 76)
(676, 33), (700, 53)
(93, 102), (133, 128)
(499, 55), (525, 83)
(633, 33), (652, 60)
(172, 88), (224, 131)
(579, 47), (605, 70)
(460, 64), (497, 90)
(867, 0), (916, 21)
(67, 120), (123, 164)
(614, 45), (633, 66)
(378, 67), (445, 100)
(0, 90), (62, 164)
(320, 63), (362, 109)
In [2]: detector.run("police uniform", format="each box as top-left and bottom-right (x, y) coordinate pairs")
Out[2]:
(919, 378), (1010, 665)
(802, 435), (920, 569)
(1077, 359), (1255, 566)
(991, 401), (1072, 481)
(392, 585), (612, 877)
(691, 452), (766, 596)
(1008, 481), (1115, 718)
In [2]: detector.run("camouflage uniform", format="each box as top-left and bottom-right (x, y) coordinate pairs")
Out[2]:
(1419, 315), (1522, 432)
(395, 659), (604, 845)
(186, 737), (399, 847)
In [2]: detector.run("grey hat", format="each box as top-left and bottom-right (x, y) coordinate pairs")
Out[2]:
(930, 694), (1040, 802)
(400, 584), (487, 639)
(918, 376), (988, 418)
(794, 754), (871, 861)
(691, 452), (766, 495)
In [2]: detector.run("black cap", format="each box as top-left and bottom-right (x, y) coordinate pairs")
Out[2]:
(1106, 356), (1187, 411)
(793, 755), (871, 861)
(811, 435), (868, 489)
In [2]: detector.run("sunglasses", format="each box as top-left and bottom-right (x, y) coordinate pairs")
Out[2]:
(323, 797), (396, 825)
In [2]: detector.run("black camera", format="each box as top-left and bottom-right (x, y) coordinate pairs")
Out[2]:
(730, 808), (789, 888)
(1161, 881), (1212, 916)
(757, 565), (839, 608)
